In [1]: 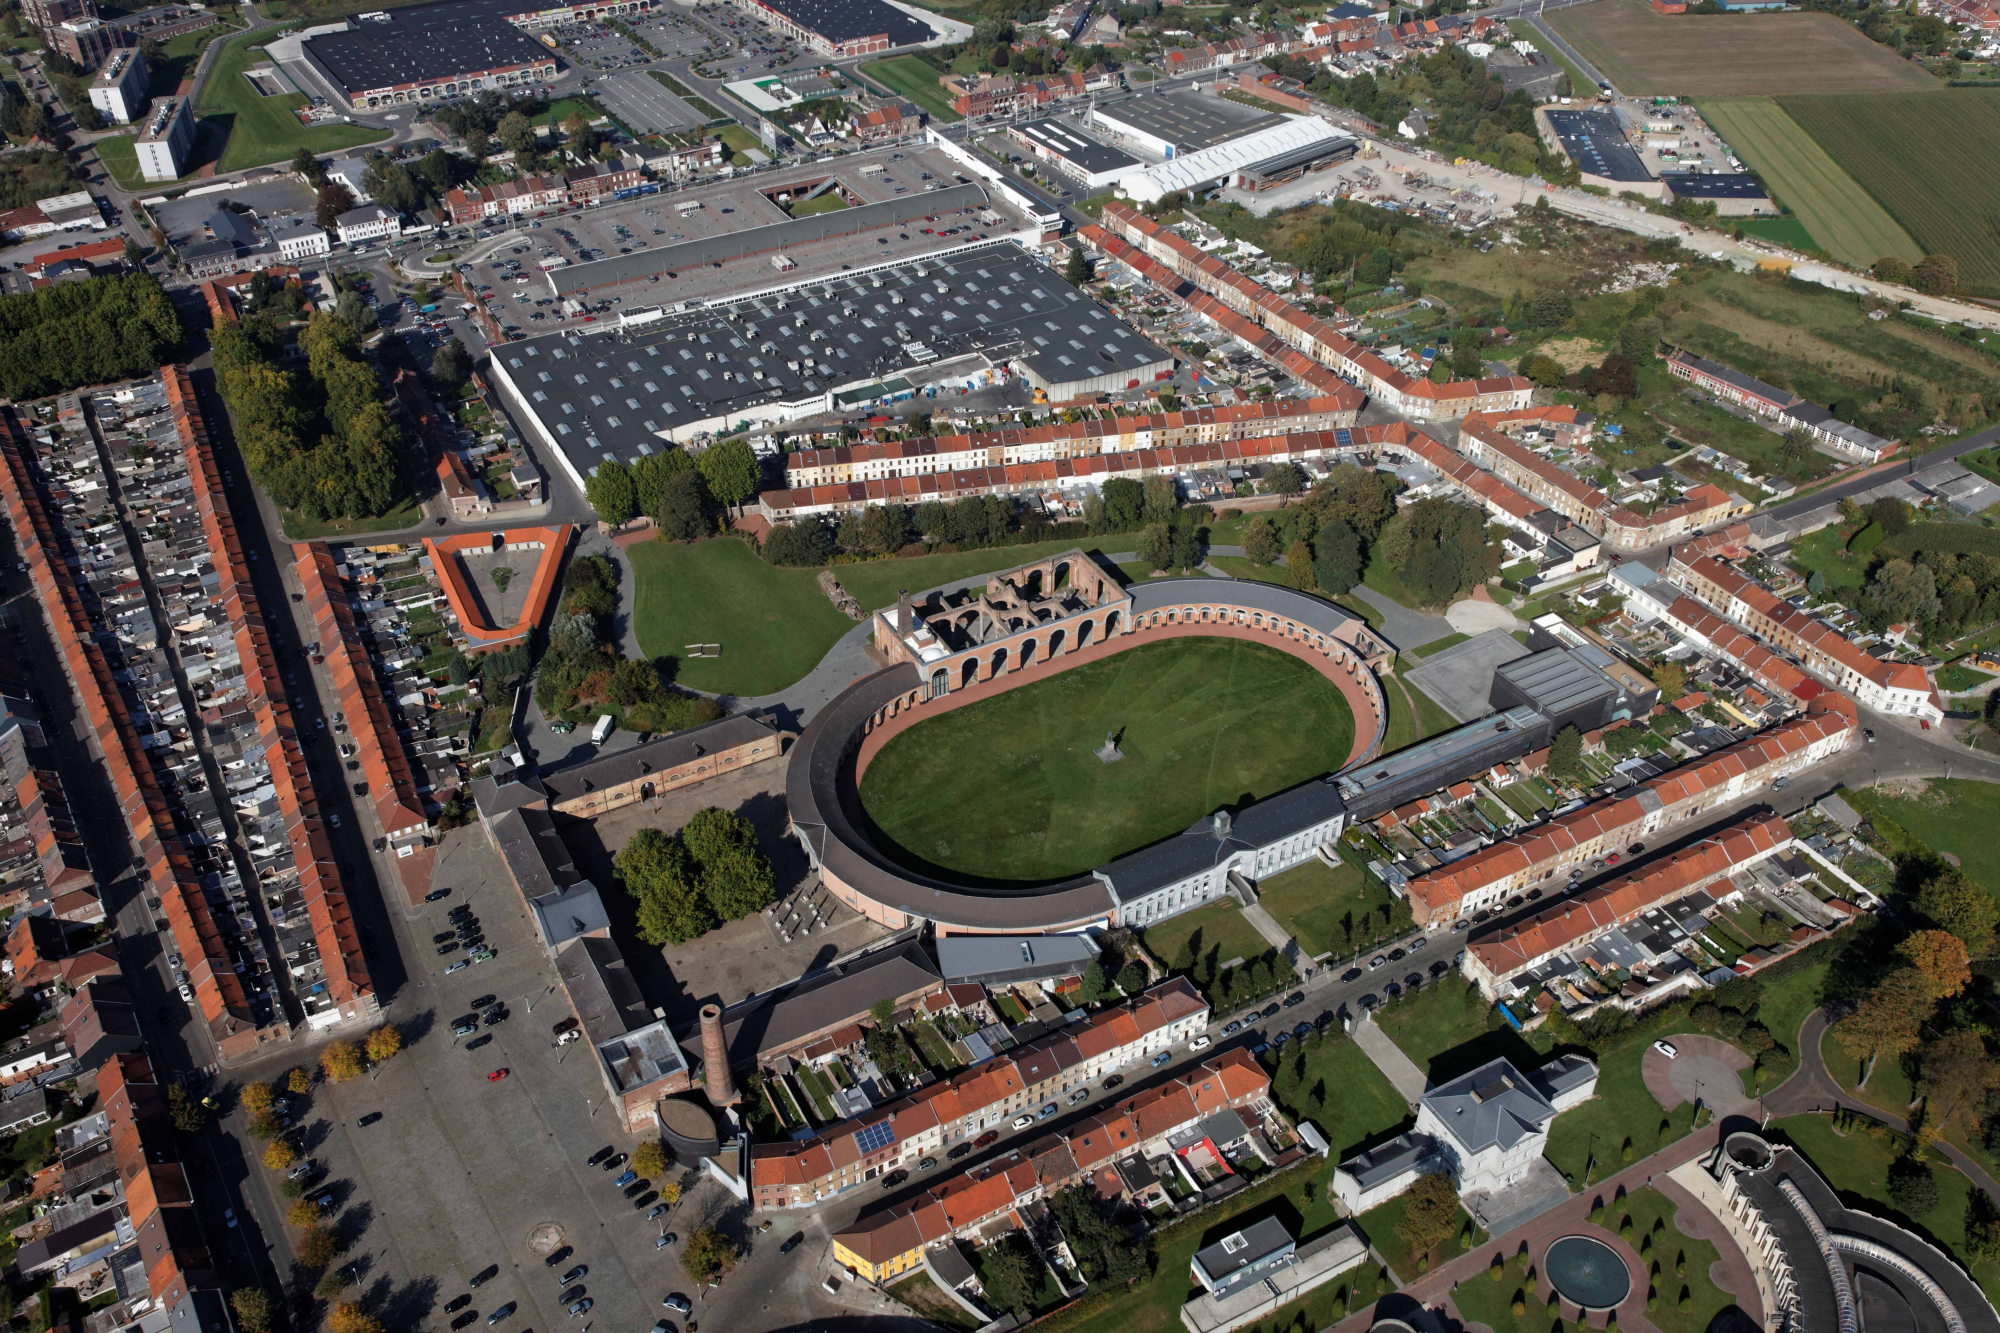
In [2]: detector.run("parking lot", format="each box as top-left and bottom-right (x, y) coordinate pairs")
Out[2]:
(630, 9), (726, 60)
(690, 4), (803, 76)
(591, 70), (708, 134)
(454, 145), (1028, 333)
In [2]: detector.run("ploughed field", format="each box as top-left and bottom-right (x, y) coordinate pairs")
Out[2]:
(857, 637), (1355, 883)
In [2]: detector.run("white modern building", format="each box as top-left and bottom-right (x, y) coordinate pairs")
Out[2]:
(89, 47), (147, 125)
(334, 205), (401, 246)
(134, 97), (194, 183)
(1331, 1056), (1597, 1212)
(274, 225), (330, 262)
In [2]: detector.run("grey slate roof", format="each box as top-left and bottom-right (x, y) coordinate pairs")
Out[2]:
(538, 713), (779, 807)
(1421, 1057), (1559, 1155)
(935, 933), (1098, 986)
(1192, 1216), (1294, 1288)
(709, 936), (942, 1063)
(1338, 1130), (1438, 1190)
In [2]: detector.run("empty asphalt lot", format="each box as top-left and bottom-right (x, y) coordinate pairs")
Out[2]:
(591, 72), (707, 135)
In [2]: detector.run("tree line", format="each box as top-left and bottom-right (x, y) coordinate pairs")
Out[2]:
(0, 273), (182, 401)
(582, 439), (762, 534)
(535, 552), (719, 735)
(210, 312), (406, 522)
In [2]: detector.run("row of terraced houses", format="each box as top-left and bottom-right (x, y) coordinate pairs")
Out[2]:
(749, 978), (1210, 1209)
(1403, 694), (1857, 927)
(828, 1047), (1273, 1283)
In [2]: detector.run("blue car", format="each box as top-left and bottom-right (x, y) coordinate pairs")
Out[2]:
(614, 1170), (638, 1188)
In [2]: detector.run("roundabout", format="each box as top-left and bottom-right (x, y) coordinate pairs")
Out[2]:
(785, 551), (1393, 935)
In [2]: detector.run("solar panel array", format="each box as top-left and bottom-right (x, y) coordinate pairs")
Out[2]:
(854, 1119), (896, 1154)
(501, 241), (1169, 477)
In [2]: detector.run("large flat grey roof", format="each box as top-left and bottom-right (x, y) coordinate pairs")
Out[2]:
(301, 4), (552, 94)
(503, 241), (1167, 477)
(1336, 705), (1547, 812)
(935, 933), (1098, 985)
(1495, 647), (1617, 719)
(1093, 90), (1286, 153)
(548, 184), (991, 297)
(1014, 118), (1138, 173)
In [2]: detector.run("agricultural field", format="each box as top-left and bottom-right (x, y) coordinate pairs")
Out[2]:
(1545, 0), (1939, 95)
(1779, 90), (2000, 295)
(859, 55), (962, 122)
(1696, 98), (1920, 271)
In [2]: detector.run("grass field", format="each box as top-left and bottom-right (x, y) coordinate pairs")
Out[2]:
(1780, 89), (2000, 295)
(627, 538), (851, 696)
(278, 497), (423, 541)
(859, 638), (1357, 882)
(1731, 215), (1819, 252)
(790, 194), (849, 217)
(194, 30), (385, 171)
(1696, 98), (1922, 270)
(1255, 856), (1413, 959)
(1842, 779), (2000, 906)
(859, 55), (962, 122)
(1545, 0), (1938, 95)
(1139, 901), (1272, 976)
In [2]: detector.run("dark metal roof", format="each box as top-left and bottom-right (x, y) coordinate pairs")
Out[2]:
(754, 0), (933, 46)
(301, 4), (553, 95)
(548, 184), (991, 297)
(1013, 118), (1138, 174)
(1660, 172), (1771, 200)
(1545, 109), (1651, 183)
(538, 713), (779, 805)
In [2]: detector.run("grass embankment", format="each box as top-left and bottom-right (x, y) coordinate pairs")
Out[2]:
(194, 29), (386, 172)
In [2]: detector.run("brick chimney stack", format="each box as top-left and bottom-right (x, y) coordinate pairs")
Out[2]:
(700, 1003), (736, 1106)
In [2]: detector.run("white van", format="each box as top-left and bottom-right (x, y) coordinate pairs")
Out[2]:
(590, 714), (614, 744)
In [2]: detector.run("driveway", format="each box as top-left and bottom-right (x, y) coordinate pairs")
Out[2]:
(1642, 1034), (1754, 1116)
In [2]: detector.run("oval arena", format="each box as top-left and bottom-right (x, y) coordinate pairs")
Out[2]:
(785, 550), (1395, 937)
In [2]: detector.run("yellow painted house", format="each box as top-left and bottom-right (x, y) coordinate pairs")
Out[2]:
(832, 1212), (925, 1283)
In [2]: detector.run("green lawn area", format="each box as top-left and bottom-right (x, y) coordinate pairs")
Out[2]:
(860, 54), (963, 122)
(1544, 1029), (1703, 1190)
(993, 993), (1029, 1024)
(1207, 555), (1289, 586)
(1785, 523), (1870, 591)
(149, 17), (244, 97)
(1270, 1029), (1410, 1158)
(1036, 1160), (1387, 1333)
(887, 1272), (981, 1331)
(906, 1019), (955, 1071)
(1821, 1021), (1916, 1118)
(1371, 978), (1521, 1085)
(93, 134), (158, 192)
(832, 541), (1131, 612)
(1747, 959), (1828, 1087)
(789, 193), (850, 217)
(1938, 663), (1995, 692)
(1771, 1112), (2000, 1307)
(1355, 1187), (1484, 1283)
(1733, 215), (1821, 252)
(1842, 779), (2000, 905)
(1139, 900), (1270, 974)
(1361, 548), (1437, 611)
(714, 122), (760, 155)
(860, 638), (1356, 882)
(1411, 632), (1470, 658)
(194, 29), (386, 172)
(1255, 856), (1412, 959)
(627, 537), (852, 696)
(1496, 780), (1545, 820)
(277, 497), (423, 541)
(1379, 673), (1459, 754)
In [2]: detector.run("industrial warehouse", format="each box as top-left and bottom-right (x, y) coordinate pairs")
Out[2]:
(1084, 91), (1358, 202)
(727, 0), (935, 56)
(489, 241), (1173, 492)
(280, 0), (652, 109)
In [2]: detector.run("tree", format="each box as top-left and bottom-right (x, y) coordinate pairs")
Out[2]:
(315, 182), (357, 229)
(1312, 517), (1364, 595)
(680, 1225), (738, 1283)
(1913, 253), (1959, 295)
(1276, 538), (1313, 591)
(1396, 1172), (1461, 1265)
(1918, 870), (1999, 957)
(1889, 1154), (1941, 1215)
(290, 148), (325, 183)
(1835, 967), (1934, 1069)
(586, 459), (638, 526)
(1241, 515), (1281, 565)
(320, 1039), (364, 1083)
(763, 519), (833, 567)
(287, 1198), (325, 1228)
(1064, 248), (1092, 285)
(656, 1181), (681, 1206)
(497, 109), (537, 157)
(653, 470), (708, 542)
(1652, 661), (1685, 703)
(465, 126), (490, 159)
(632, 1141), (670, 1177)
(327, 1304), (384, 1333)
(334, 289), (376, 337)
(123, 234), (146, 270)
(231, 1291), (273, 1333)
(1263, 462), (1307, 496)
(296, 1226), (341, 1268)
(240, 1082), (275, 1115)
(616, 809), (776, 945)
(1115, 960), (1147, 994)
(168, 1084), (205, 1132)
(1870, 496), (1913, 537)
(1585, 354), (1638, 401)
(1899, 929), (1973, 999)
(1136, 521), (1174, 572)
(1917, 1029), (1999, 1141)
(1078, 960), (1108, 1005)
(287, 1068), (314, 1095)
(364, 1025), (402, 1064)
(1548, 724), (1584, 781)
(432, 337), (472, 391)
(980, 1233), (1045, 1314)
(263, 1139), (298, 1172)
(697, 438), (761, 511)
(1861, 558), (1939, 631)
(317, 1270), (353, 1301)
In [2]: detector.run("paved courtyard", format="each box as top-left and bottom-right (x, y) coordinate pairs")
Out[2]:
(1643, 1033), (1755, 1115)
(1403, 629), (1533, 723)
(558, 756), (888, 1029)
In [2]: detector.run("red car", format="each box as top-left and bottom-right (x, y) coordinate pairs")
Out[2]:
(488, 1069), (510, 1082)
(973, 1130), (999, 1149)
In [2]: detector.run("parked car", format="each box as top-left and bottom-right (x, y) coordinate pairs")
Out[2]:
(1010, 1115), (1033, 1130)
(1151, 1051), (1172, 1067)
(1653, 1040), (1679, 1059)
(1190, 1035), (1212, 1050)
(779, 1232), (806, 1254)
(615, 1170), (638, 1188)
(559, 1266), (587, 1286)
(974, 1130), (1000, 1148)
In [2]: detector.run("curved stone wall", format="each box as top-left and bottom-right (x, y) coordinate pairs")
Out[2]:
(788, 580), (1388, 936)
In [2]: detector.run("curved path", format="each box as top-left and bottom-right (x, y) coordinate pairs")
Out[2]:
(1767, 1008), (2000, 1207)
